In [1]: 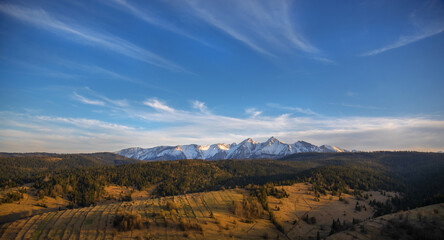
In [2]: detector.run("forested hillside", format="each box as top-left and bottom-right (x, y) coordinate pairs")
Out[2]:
(0, 152), (442, 210)
(0, 153), (139, 188)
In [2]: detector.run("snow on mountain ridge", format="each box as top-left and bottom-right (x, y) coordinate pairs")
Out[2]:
(117, 137), (347, 161)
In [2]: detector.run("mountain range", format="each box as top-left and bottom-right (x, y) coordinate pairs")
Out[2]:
(117, 137), (347, 161)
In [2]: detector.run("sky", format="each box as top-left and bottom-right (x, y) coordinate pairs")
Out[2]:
(0, 0), (443, 153)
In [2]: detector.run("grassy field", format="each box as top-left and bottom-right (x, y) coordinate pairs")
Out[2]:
(327, 203), (444, 240)
(0, 188), (284, 239)
(266, 183), (395, 239)
(1, 183), (440, 240)
(0, 186), (69, 224)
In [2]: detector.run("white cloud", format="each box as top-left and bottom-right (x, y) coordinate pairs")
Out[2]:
(245, 108), (262, 118)
(106, 0), (214, 48)
(362, 0), (444, 56)
(73, 90), (129, 107)
(35, 115), (134, 131)
(340, 103), (383, 110)
(0, 3), (187, 72)
(192, 100), (208, 113)
(143, 98), (175, 113)
(267, 103), (318, 116)
(362, 27), (444, 56)
(1, 98), (443, 153)
(73, 92), (105, 106)
(182, 0), (318, 58)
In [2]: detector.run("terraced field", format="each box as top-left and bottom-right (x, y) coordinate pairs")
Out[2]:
(0, 183), (418, 240)
(0, 188), (284, 240)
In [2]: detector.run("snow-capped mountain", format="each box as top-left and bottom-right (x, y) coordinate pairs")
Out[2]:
(117, 137), (347, 161)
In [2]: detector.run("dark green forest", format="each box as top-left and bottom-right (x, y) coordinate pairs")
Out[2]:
(0, 152), (139, 187)
(0, 152), (443, 211)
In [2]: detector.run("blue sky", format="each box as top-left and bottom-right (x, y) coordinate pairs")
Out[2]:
(0, 0), (443, 152)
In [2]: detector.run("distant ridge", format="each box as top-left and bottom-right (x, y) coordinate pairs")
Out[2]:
(117, 137), (347, 161)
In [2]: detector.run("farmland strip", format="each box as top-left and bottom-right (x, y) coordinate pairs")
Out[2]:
(22, 213), (49, 240)
(1, 218), (26, 239)
(94, 203), (115, 240)
(15, 214), (40, 240)
(67, 206), (94, 240)
(38, 210), (65, 240)
(31, 211), (57, 240)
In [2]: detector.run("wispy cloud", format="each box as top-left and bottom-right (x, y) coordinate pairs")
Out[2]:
(340, 103), (384, 110)
(182, 0), (319, 58)
(311, 57), (335, 64)
(192, 100), (208, 113)
(36, 115), (134, 131)
(0, 3), (187, 72)
(362, 0), (444, 56)
(1, 93), (443, 152)
(106, 0), (214, 48)
(346, 91), (357, 97)
(73, 88), (128, 107)
(143, 98), (176, 113)
(245, 108), (262, 118)
(327, 102), (384, 110)
(73, 92), (105, 106)
(1, 102), (444, 152)
(362, 28), (444, 56)
(267, 103), (318, 116)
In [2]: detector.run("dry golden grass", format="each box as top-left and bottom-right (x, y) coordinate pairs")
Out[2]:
(0, 188), (285, 239)
(266, 183), (395, 240)
(326, 203), (444, 240)
(0, 186), (69, 224)
(103, 184), (155, 202)
(0, 183), (420, 240)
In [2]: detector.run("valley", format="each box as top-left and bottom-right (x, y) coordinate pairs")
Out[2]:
(0, 183), (413, 240)
(0, 151), (443, 239)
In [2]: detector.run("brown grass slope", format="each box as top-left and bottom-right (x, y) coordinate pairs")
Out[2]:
(1, 183), (441, 240)
(327, 203), (444, 240)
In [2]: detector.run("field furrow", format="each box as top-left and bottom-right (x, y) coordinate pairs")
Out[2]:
(204, 191), (219, 212)
(67, 206), (94, 240)
(0, 217), (26, 239)
(219, 189), (234, 203)
(22, 213), (49, 240)
(31, 211), (57, 240)
(103, 202), (123, 240)
(185, 195), (201, 218)
(38, 210), (66, 240)
(199, 194), (212, 217)
(94, 203), (116, 240)
(48, 209), (74, 240)
(14, 214), (41, 240)
(80, 205), (106, 240)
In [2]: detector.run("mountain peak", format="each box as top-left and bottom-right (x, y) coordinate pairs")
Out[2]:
(267, 136), (277, 142)
(266, 136), (286, 144)
(240, 138), (256, 144)
(118, 138), (347, 160)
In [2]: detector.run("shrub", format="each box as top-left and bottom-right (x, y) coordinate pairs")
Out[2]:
(270, 211), (285, 233)
(121, 194), (132, 202)
(302, 214), (317, 224)
(166, 200), (178, 211)
(114, 212), (144, 231)
(36, 203), (48, 208)
(231, 196), (263, 220)
(1, 191), (24, 203)
(179, 219), (203, 232)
